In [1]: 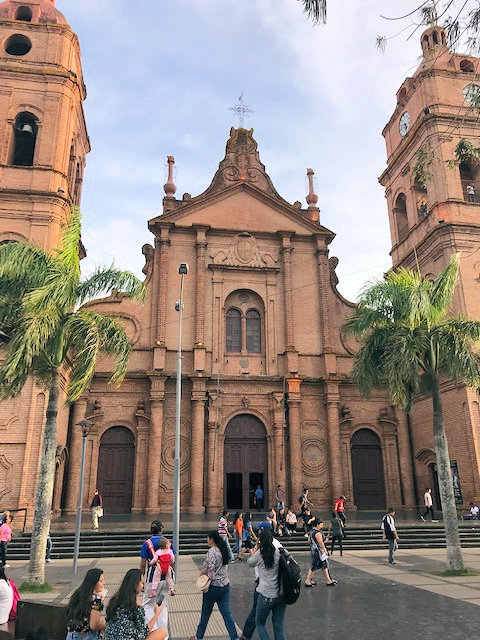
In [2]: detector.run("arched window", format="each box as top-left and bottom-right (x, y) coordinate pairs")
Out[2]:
(12, 112), (37, 166)
(15, 6), (33, 21)
(460, 59), (475, 73)
(394, 193), (408, 243)
(226, 309), (241, 352)
(459, 161), (476, 202)
(432, 31), (438, 45)
(246, 309), (261, 353)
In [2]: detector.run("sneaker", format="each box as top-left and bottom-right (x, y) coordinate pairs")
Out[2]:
(3, 564), (9, 568)
(420, 516), (426, 522)
(46, 558), (52, 563)
(432, 519), (438, 522)
(389, 561), (397, 565)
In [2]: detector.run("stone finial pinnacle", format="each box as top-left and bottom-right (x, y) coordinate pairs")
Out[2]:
(306, 168), (320, 222)
(164, 156), (176, 198)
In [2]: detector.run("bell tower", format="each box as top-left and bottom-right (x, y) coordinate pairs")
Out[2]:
(0, 0), (89, 516)
(380, 27), (480, 505)
(379, 25), (480, 318)
(0, 0), (89, 249)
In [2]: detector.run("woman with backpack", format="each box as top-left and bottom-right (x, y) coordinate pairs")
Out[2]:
(66, 568), (107, 640)
(304, 519), (336, 587)
(190, 531), (239, 640)
(0, 566), (13, 625)
(105, 569), (166, 640)
(247, 527), (286, 640)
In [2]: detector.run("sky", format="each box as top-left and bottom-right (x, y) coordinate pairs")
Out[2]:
(59, 0), (439, 301)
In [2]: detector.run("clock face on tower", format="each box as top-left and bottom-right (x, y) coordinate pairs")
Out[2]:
(463, 83), (480, 105)
(399, 112), (410, 136)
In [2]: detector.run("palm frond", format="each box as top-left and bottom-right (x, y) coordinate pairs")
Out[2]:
(430, 253), (460, 316)
(435, 320), (480, 386)
(0, 242), (53, 299)
(77, 266), (146, 305)
(65, 310), (131, 403)
(300, 0), (326, 24)
(55, 207), (81, 277)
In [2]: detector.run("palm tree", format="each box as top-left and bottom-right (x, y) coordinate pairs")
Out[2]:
(344, 254), (480, 571)
(300, 0), (326, 24)
(0, 208), (145, 585)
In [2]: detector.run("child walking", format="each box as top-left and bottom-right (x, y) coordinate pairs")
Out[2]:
(149, 537), (175, 597)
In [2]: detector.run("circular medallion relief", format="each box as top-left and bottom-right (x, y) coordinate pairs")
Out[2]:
(236, 237), (254, 263)
(302, 439), (327, 473)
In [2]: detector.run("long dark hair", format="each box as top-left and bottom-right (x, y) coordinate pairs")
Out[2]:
(208, 530), (230, 566)
(259, 527), (275, 569)
(106, 569), (141, 621)
(0, 566), (7, 582)
(66, 568), (103, 625)
(243, 511), (252, 525)
(233, 511), (242, 524)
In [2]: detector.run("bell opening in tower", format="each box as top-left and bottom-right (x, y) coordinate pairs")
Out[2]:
(12, 113), (37, 166)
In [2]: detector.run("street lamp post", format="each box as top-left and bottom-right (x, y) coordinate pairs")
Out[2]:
(73, 418), (93, 574)
(173, 262), (188, 581)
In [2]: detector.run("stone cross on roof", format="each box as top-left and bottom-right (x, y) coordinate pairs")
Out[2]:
(229, 93), (254, 128)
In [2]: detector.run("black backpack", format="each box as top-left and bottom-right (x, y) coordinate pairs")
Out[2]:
(278, 547), (301, 605)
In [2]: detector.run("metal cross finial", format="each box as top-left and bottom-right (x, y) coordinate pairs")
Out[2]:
(229, 93), (254, 128)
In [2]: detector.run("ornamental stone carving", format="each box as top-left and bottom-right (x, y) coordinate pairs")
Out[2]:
(210, 232), (277, 268)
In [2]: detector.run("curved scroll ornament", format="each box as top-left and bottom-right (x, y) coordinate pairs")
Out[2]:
(142, 244), (155, 284)
(211, 233), (278, 268)
(0, 455), (13, 498)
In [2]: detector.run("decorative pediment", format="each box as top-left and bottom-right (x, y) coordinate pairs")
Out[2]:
(210, 233), (278, 269)
(203, 127), (284, 201)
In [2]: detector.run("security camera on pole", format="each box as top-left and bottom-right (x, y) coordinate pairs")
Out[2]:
(173, 263), (188, 580)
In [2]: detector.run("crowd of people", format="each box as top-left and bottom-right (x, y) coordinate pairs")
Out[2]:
(2, 485), (480, 638)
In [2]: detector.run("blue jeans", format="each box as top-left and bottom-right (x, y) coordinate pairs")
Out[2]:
(255, 593), (286, 640)
(388, 538), (397, 564)
(242, 580), (259, 639)
(66, 632), (100, 640)
(195, 583), (238, 640)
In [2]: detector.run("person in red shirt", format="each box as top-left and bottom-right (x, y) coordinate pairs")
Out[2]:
(0, 513), (12, 568)
(334, 496), (347, 529)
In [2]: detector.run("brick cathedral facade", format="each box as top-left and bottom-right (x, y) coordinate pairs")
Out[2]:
(0, 4), (478, 517)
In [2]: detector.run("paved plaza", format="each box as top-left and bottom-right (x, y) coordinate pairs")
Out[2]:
(2, 547), (480, 639)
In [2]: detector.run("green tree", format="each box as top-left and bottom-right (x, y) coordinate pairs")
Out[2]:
(344, 254), (480, 571)
(0, 208), (145, 585)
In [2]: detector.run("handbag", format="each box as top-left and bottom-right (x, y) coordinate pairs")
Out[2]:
(195, 557), (222, 593)
(98, 507), (104, 517)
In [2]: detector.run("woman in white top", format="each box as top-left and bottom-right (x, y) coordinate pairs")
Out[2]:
(247, 528), (285, 640)
(0, 566), (13, 625)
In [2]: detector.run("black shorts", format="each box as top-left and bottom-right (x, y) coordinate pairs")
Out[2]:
(243, 537), (254, 549)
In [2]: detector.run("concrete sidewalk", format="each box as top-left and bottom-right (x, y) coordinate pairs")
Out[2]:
(331, 546), (480, 606)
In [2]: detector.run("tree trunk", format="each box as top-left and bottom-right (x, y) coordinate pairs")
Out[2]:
(431, 379), (464, 570)
(27, 370), (59, 584)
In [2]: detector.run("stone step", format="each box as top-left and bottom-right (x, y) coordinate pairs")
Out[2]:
(6, 525), (480, 559)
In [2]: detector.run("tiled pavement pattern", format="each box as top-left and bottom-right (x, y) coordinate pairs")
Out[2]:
(5, 549), (480, 639)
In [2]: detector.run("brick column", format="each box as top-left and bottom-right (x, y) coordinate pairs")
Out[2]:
(194, 227), (208, 371)
(325, 382), (343, 501)
(280, 234), (298, 374)
(64, 396), (88, 513)
(153, 226), (171, 370)
(315, 238), (336, 374)
(147, 378), (166, 513)
(287, 378), (303, 502)
(206, 390), (220, 512)
(190, 381), (207, 512)
(272, 393), (286, 497)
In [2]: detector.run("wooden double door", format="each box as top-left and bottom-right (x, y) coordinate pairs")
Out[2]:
(351, 428), (386, 510)
(224, 414), (267, 511)
(96, 426), (135, 514)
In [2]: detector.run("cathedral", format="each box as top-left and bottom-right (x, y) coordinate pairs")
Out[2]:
(0, 2), (479, 518)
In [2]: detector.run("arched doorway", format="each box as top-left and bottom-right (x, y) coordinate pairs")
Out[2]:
(224, 414), (267, 510)
(96, 426), (135, 514)
(351, 429), (386, 510)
